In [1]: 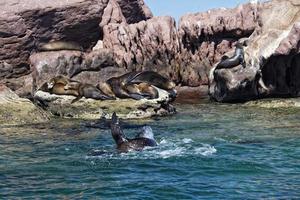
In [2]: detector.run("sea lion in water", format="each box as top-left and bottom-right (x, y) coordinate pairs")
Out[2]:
(111, 112), (157, 152)
(215, 43), (245, 70)
(39, 41), (83, 52)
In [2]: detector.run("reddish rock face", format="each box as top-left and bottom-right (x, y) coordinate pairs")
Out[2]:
(209, 0), (300, 102)
(103, 16), (180, 81)
(0, 0), (152, 95)
(178, 3), (258, 86)
(29, 49), (116, 91)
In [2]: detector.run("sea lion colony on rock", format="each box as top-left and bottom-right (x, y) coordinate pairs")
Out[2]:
(37, 71), (176, 102)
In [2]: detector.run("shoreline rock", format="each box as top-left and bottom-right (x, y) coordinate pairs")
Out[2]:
(33, 87), (175, 119)
(0, 85), (50, 125)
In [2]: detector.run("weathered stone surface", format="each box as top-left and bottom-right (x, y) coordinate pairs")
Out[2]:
(34, 87), (175, 119)
(100, 0), (127, 29)
(0, 0), (152, 94)
(209, 0), (300, 102)
(30, 49), (116, 90)
(103, 16), (180, 81)
(244, 98), (300, 109)
(178, 2), (258, 85)
(0, 84), (50, 125)
(116, 0), (153, 24)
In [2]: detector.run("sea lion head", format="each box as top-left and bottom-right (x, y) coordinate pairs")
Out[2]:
(136, 126), (155, 140)
(166, 81), (176, 90)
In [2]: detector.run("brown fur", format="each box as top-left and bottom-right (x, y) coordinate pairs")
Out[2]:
(125, 83), (158, 99)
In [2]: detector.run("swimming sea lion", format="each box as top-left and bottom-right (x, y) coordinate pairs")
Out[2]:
(111, 112), (157, 152)
(39, 41), (83, 52)
(125, 82), (159, 99)
(215, 43), (245, 69)
(125, 71), (176, 90)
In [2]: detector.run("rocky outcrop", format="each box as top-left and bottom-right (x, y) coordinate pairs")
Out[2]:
(178, 2), (258, 86)
(29, 49), (116, 91)
(0, 0), (152, 95)
(34, 87), (175, 119)
(116, 0), (153, 24)
(209, 0), (300, 102)
(103, 16), (180, 81)
(0, 84), (50, 125)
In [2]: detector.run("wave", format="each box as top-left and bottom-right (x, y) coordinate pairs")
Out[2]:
(86, 138), (217, 160)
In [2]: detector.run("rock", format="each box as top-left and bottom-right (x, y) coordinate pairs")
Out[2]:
(178, 2), (258, 86)
(100, 0), (127, 29)
(0, 84), (50, 125)
(244, 98), (300, 109)
(116, 0), (153, 24)
(30, 49), (116, 90)
(33, 87), (175, 119)
(103, 16), (180, 81)
(209, 0), (300, 102)
(1, 0), (152, 94)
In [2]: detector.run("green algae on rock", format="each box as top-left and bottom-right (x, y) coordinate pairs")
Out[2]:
(0, 85), (50, 125)
(244, 98), (300, 109)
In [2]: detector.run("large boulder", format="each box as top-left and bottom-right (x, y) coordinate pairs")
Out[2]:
(0, 0), (152, 94)
(0, 84), (50, 125)
(209, 0), (300, 102)
(178, 2), (258, 86)
(29, 49), (116, 90)
(103, 16), (180, 81)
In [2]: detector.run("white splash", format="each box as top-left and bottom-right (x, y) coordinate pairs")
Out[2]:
(182, 138), (194, 144)
(194, 144), (217, 156)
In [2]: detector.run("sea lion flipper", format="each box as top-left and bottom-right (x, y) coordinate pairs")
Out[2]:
(71, 96), (82, 104)
(111, 113), (127, 145)
(124, 71), (145, 85)
(129, 93), (145, 100)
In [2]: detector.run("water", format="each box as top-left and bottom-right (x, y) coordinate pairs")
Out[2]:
(1, 100), (300, 199)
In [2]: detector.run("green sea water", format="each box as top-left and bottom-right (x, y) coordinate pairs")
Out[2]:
(0, 100), (300, 199)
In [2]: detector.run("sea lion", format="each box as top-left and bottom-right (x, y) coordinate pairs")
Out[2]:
(125, 82), (159, 99)
(40, 75), (114, 103)
(215, 43), (245, 69)
(97, 82), (116, 99)
(125, 71), (176, 90)
(38, 75), (79, 96)
(106, 72), (146, 100)
(70, 83), (115, 104)
(39, 41), (83, 52)
(111, 112), (157, 152)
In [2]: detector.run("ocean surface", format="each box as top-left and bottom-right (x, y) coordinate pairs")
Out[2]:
(1, 99), (300, 199)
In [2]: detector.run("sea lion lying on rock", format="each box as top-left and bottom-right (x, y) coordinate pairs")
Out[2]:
(111, 112), (157, 152)
(106, 71), (176, 100)
(38, 75), (79, 96)
(125, 82), (159, 99)
(39, 75), (115, 103)
(39, 41), (83, 52)
(215, 43), (245, 70)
